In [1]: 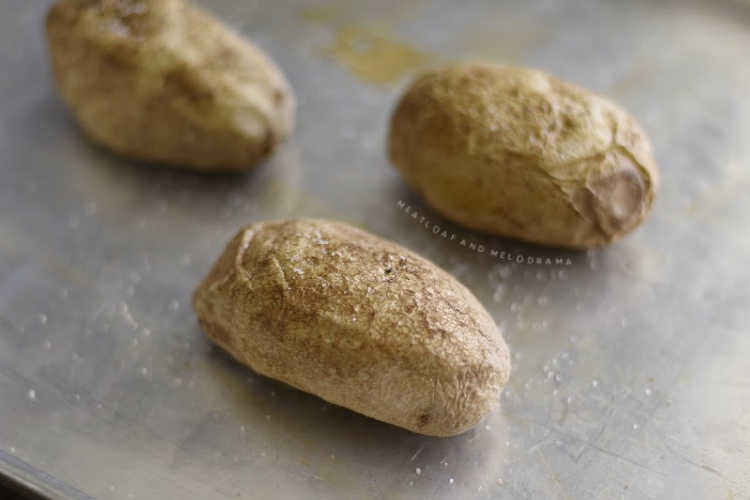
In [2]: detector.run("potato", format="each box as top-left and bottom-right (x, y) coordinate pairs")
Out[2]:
(193, 219), (510, 436)
(46, 0), (294, 172)
(388, 62), (659, 248)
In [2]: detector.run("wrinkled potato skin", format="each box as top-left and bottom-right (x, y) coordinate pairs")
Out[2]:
(46, 0), (294, 172)
(193, 219), (510, 437)
(388, 62), (659, 248)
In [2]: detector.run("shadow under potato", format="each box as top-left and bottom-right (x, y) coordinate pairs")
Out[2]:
(16, 91), (298, 223)
(190, 339), (505, 470)
(73, 147), (302, 239)
(377, 179), (586, 287)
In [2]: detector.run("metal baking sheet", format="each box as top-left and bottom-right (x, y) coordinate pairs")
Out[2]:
(2, 0), (749, 498)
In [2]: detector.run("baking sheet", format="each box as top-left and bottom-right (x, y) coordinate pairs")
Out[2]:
(1, 0), (750, 498)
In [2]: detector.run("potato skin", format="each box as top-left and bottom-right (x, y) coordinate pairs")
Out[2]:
(388, 62), (659, 248)
(46, 0), (294, 172)
(193, 219), (510, 437)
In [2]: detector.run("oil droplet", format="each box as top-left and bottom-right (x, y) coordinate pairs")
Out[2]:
(510, 302), (521, 313)
(169, 299), (180, 312)
(415, 467), (421, 475)
(449, 478), (454, 485)
(632, 423), (639, 430)
(592, 380), (599, 388)
(644, 387), (653, 396)
(141, 328), (152, 337)
(497, 477), (504, 485)
(10, 447), (16, 454)
(38, 313), (48, 325)
(140, 367), (148, 377)
(27, 389), (36, 401)
(240, 425), (246, 433)
(74, 394), (81, 401)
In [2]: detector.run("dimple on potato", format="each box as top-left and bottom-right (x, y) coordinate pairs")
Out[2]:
(192, 219), (510, 437)
(46, 0), (294, 172)
(388, 62), (659, 249)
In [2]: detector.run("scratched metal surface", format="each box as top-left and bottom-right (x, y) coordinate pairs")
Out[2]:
(1, 0), (750, 499)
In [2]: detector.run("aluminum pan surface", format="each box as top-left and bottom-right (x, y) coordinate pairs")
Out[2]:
(1, 0), (749, 498)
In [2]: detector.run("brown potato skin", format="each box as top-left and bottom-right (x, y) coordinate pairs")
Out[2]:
(193, 219), (510, 437)
(388, 62), (659, 249)
(46, 0), (294, 172)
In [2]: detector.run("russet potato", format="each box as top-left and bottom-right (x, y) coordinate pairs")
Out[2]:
(46, 0), (294, 171)
(389, 62), (659, 248)
(193, 219), (510, 436)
